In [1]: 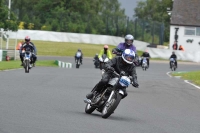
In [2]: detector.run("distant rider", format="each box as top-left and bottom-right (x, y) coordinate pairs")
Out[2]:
(141, 50), (151, 68)
(86, 49), (139, 100)
(94, 53), (99, 61)
(112, 34), (139, 65)
(20, 36), (37, 67)
(98, 45), (112, 60)
(75, 49), (83, 64)
(169, 51), (177, 68)
(112, 34), (136, 55)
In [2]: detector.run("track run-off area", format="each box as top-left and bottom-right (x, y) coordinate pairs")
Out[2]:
(0, 56), (200, 133)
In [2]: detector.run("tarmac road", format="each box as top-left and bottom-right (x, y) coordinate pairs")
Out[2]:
(0, 56), (200, 133)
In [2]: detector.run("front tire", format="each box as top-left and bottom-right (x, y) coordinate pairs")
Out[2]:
(25, 60), (29, 73)
(85, 103), (96, 114)
(102, 93), (122, 119)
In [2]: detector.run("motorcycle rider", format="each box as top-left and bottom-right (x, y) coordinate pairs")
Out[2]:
(112, 34), (139, 65)
(112, 34), (136, 55)
(98, 45), (112, 60)
(75, 49), (83, 64)
(93, 53), (100, 68)
(20, 36), (37, 67)
(169, 51), (178, 68)
(94, 53), (99, 61)
(141, 50), (151, 68)
(86, 49), (139, 100)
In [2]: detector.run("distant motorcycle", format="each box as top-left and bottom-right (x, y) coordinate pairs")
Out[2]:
(170, 58), (176, 71)
(75, 52), (82, 68)
(84, 70), (136, 119)
(93, 58), (100, 68)
(141, 57), (148, 71)
(23, 49), (32, 73)
(99, 54), (109, 70)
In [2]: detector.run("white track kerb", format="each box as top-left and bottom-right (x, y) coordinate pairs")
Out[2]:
(166, 71), (200, 90)
(55, 60), (72, 68)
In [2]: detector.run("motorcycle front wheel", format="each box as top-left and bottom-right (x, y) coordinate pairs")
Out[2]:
(25, 60), (29, 73)
(85, 103), (96, 114)
(101, 93), (122, 119)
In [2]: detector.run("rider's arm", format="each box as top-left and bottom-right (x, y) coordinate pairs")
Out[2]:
(141, 52), (144, 57)
(30, 42), (37, 55)
(148, 53), (151, 58)
(129, 66), (138, 81)
(107, 50), (112, 59)
(98, 50), (103, 58)
(33, 45), (37, 55)
(19, 44), (24, 54)
(104, 57), (116, 69)
(112, 48), (119, 54)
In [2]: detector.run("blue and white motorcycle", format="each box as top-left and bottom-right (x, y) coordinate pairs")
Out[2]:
(23, 50), (32, 73)
(75, 52), (82, 68)
(141, 57), (148, 71)
(170, 58), (176, 71)
(84, 70), (136, 119)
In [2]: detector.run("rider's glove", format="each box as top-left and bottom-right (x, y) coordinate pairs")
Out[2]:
(132, 78), (139, 88)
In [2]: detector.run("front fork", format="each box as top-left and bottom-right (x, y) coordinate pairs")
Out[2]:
(107, 89), (124, 103)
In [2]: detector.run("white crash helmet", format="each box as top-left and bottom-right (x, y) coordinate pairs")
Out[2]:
(125, 34), (134, 45)
(122, 49), (135, 64)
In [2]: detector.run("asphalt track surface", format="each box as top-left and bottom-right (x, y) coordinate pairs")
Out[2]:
(0, 56), (200, 133)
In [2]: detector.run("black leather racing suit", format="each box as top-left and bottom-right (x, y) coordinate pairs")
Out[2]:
(91, 56), (139, 98)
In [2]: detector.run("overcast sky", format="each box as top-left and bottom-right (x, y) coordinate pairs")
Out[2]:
(118, 0), (142, 18)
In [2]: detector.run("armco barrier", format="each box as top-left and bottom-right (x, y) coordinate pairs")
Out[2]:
(55, 60), (72, 68)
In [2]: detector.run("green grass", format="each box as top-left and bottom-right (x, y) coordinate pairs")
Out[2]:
(0, 60), (57, 70)
(172, 71), (200, 85)
(2, 39), (143, 57)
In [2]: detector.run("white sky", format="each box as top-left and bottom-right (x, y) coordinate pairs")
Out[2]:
(118, 0), (143, 18)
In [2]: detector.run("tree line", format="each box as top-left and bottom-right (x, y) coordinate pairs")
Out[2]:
(0, 0), (172, 42)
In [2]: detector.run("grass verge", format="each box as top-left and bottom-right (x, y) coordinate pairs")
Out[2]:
(3, 39), (143, 57)
(0, 60), (57, 71)
(171, 71), (200, 85)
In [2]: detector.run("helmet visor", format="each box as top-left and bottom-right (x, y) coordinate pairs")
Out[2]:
(124, 55), (134, 62)
(125, 39), (133, 45)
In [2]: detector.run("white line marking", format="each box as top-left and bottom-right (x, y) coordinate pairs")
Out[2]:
(184, 80), (200, 89)
(166, 72), (172, 77)
(1, 68), (23, 72)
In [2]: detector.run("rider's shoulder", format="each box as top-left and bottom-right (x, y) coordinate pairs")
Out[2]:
(118, 42), (125, 45)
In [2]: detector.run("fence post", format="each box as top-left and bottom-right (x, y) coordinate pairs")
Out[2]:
(152, 21), (155, 44)
(126, 17), (129, 34)
(134, 18), (137, 39)
(142, 20), (145, 41)
(159, 23), (165, 45)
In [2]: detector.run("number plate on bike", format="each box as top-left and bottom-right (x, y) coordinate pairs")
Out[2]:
(119, 76), (130, 87)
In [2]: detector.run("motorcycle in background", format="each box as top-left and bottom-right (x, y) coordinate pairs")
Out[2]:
(141, 57), (148, 71)
(84, 70), (136, 119)
(75, 52), (82, 68)
(170, 58), (176, 71)
(23, 49), (32, 73)
(93, 55), (100, 68)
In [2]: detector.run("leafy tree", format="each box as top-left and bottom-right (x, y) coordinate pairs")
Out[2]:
(10, 0), (127, 35)
(0, 0), (18, 31)
(134, 0), (173, 42)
